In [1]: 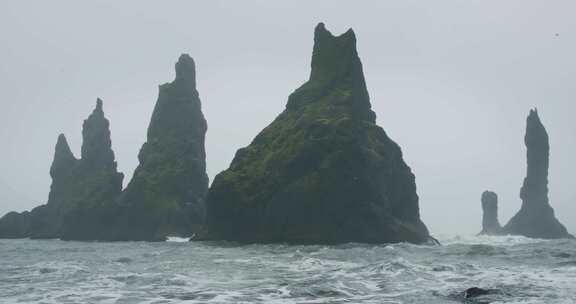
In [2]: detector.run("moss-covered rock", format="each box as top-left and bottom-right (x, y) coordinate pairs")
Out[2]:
(204, 23), (431, 244)
(115, 54), (209, 240)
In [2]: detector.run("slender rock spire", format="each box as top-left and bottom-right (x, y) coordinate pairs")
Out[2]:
(120, 53), (209, 240)
(504, 109), (573, 238)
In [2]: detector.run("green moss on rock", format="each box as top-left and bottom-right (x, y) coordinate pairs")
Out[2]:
(117, 54), (209, 240)
(204, 23), (431, 244)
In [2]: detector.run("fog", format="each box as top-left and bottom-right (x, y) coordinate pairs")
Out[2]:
(0, 0), (574, 235)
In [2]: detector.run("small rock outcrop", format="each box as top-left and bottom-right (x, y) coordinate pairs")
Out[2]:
(479, 191), (502, 235)
(115, 54), (209, 240)
(204, 23), (432, 244)
(503, 109), (573, 239)
(0, 211), (31, 238)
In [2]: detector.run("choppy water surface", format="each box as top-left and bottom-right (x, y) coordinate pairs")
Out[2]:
(1, 235), (575, 303)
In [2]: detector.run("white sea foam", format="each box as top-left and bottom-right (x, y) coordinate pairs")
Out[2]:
(1, 236), (575, 303)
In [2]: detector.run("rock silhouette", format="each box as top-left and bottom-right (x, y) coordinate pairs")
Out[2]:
(58, 99), (124, 240)
(204, 23), (432, 244)
(0, 100), (124, 239)
(503, 109), (573, 239)
(114, 54), (209, 240)
(0, 211), (30, 238)
(479, 191), (502, 235)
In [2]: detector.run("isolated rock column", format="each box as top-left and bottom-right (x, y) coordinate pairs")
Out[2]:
(119, 54), (209, 240)
(503, 109), (573, 238)
(479, 191), (502, 235)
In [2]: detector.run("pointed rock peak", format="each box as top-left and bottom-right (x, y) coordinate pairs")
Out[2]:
(95, 98), (103, 111)
(55, 134), (74, 159)
(51, 133), (77, 177)
(525, 108), (548, 144)
(527, 108), (543, 126)
(175, 53), (196, 85)
(308, 22), (364, 86)
(89, 98), (105, 119)
(311, 23), (358, 76)
(314, 22), (356, 43)
(81, 98), (116, 168)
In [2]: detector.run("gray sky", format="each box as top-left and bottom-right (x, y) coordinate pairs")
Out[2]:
(0, 1), (574, 236)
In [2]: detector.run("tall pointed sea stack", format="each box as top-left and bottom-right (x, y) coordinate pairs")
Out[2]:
(479, 191), (502, 235)
(27, 134), (79, 238)
(503, 109), (573, 239)
(204, 23), (431, 244)
(118, 54), (208, 240)
(59, 99), (124, 240)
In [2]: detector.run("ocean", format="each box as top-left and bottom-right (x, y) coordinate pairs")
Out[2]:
(1, 235), (575, 303)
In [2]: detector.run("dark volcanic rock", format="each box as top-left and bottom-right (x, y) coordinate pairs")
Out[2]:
(503, 109), (573, 239)
(0, 211), (31, 238)
(27, 133), (79, 238)
(204, 23), (431, 244)
(58, 99), (125, 240)
(0, 100), (124, 240)
(116, 54), (208, 240)
(479, 191), (502, 235)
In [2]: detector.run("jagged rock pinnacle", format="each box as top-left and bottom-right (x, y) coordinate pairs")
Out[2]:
(50, 134), (77, 179)
(81, 98), (116, 169)
(175, 53), (196, 85)
(503, 109), (573, 238)
(119, 53), (208, 240)
(288, 23), (374, 122)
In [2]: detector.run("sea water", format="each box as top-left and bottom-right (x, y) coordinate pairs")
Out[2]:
(1, 235), (575, 303)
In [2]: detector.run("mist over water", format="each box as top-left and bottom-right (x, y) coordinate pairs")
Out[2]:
(1, 235), (575, 303)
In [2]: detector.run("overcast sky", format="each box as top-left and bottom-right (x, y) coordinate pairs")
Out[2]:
(0, 1), (574, 236)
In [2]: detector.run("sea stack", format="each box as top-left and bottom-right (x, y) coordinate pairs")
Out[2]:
(0, 100), (124, 239)
(59, 99), (124, 240)
(118, 54), (209, 240)
(28, 133), (79, 238)
(479, 191), (502, 235)
(503, 109), (573, 239)
(204, 23), (432, 244)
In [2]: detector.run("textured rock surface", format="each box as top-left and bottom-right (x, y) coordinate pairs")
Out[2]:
(58, 99), (124, 240)
(479, 191), (502, 235)
(116, 54), (208, 240)
(27, 134), (79, 238)
(204, 23), (431, 244)
(503, 109), (573, 239)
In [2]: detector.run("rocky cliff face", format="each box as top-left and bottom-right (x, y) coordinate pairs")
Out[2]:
(116, 54), (208, 240)
(503, 110), (573, 239)
(479, 191), (502, 235)
(204, 23), (431, 244)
